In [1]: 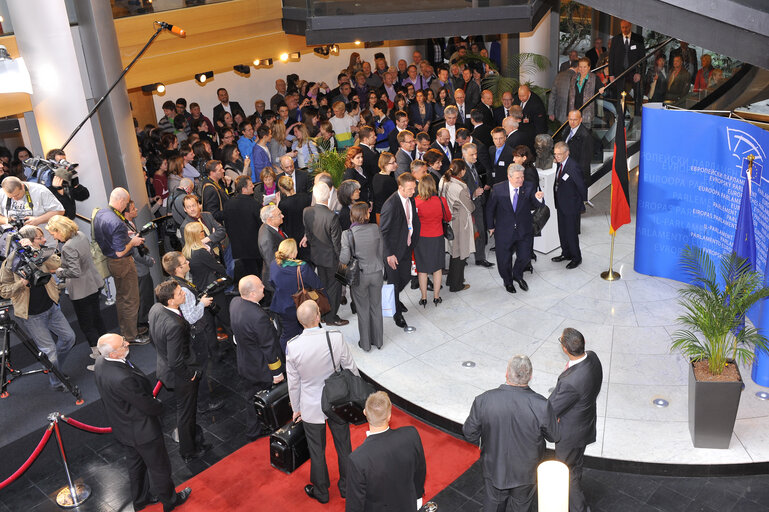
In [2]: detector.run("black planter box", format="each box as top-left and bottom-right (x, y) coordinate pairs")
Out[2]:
(688, 360), (743, 449)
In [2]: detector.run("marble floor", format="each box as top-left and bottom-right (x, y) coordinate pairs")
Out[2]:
(332, 175), (769, 466)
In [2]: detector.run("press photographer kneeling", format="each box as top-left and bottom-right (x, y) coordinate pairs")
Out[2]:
(0, 225), (77, 391)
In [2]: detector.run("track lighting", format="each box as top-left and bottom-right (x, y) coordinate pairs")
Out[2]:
(233, 64), (250, 75)
(254, 58), (273, 67)
(141, 82), (165, 93)
(194, 71), (213, 83)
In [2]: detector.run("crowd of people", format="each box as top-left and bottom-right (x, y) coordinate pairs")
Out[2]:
(0, 25), (719, 512)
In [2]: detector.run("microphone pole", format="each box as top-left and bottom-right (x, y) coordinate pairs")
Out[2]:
(60, 22), (184, 151)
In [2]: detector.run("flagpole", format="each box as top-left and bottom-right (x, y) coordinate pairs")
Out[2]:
(602, 92), (626, 282)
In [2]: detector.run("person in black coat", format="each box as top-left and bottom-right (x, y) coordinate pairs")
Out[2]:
(515, 85), (548, 136)
(149, 281), (209, 463)
(488, 128), (515, 184)
(200, 160), (231, 224)
(212, 88), (245, 124)
(549, 327), (603, 512)
(551, 142), (588, 269)
(464, 355), (559, 512)
(380, 173), (421, 328)
(277, 155), (311, 194)
(94, 333), (191, 512)
(562, 110), (594, 181)
(346, 392), (426, 511)
(223, 176), (263, 283)
(608, 20), (645, 116)
(183, 222), (231, 332)
(470, 109), (493, 148)
(486, 165), (544, 294)
(357, 127), (381, 181)
(230, 275), (284, 440)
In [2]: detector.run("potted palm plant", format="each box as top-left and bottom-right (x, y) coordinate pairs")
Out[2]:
(308, 137), (346, 187)
(671, 246), (769, 448)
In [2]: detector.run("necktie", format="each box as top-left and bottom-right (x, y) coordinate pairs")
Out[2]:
(278, 228), (286, 238)
(405, 199), (412, 245)
(557, 162), (563, 179)
(443, 146), (451, 160)
(459, 106), (464, 119)
(126, 359), (135, 369)
(623, 38), (630, 68)
(566, 130), (573, 143)
(505, 108), (509, 118)
(512, 188), (519, 211)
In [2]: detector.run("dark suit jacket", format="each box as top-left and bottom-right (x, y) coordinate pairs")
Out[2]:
(230, 297), (282, 384)
(464, 81), (481, 112)
(554, 157), (587, 215)
(488, 144), (514, 184)
(471, 123), (493, 148)
(213, 101), (246, 124)
(346, 426), (426, 512)
(278, 192), (312, 241)
(409, 102), (434, 130)
(278, 169), (311, 194)
(189, 247), (226, 290)
(464, 384), (559, 489)
(388, 126), (416, 155)
(200, 177), (231, 223)
(505, 130), (528, 152)
(94, 358), (164, 447)
(471, 138), (492, 179)
(258, 224), (285, 290)
(343, 167), (372, 204)
(608, 32), (645, 78)
(303, 204), (342, 267)
(563, 124), (594, 180)
(223, 193), (262, 259)
(485, 181), (540, 241)
(586, 46), (607, 69)
(359, 144), (380, 181)
(549, 351), (603, 449)
(478, 102), (495, 127)
(493, 105), (512, 127)
(380, 191), (421, 259)
(429, 141), (453, 175)
(150, 303), (198, 388)
(516, 93), (547, 136)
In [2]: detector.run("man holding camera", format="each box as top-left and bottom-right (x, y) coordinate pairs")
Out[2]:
(0, 225), (76, 391)
(0, 176), (64, 246)
(94, 188), (147, 345)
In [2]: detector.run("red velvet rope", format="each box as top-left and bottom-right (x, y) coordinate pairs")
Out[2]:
(0, 425), (54, 490)
(153, 380), (163, 397)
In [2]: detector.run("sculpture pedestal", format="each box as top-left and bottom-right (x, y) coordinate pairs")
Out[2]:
(534, 164), (560, 254)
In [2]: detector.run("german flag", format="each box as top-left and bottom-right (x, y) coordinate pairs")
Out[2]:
(610, 114), (631, 234)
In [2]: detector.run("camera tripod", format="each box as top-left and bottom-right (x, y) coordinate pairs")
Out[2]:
(0, 303), (82, 402)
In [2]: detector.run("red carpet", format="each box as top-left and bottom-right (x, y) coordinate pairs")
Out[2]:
(156, 407), (478, 511)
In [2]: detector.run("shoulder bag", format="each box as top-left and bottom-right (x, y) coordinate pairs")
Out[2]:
(90, 208), (111, 279)
(321, 331), (375, 425)
(291, 265), (331, 315)
(335, 230), (361, 287)
(438, 190), (455, 241)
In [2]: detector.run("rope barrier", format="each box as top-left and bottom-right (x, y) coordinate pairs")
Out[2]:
(60, 415), (112, 434)
(0, 424), (54, 490)
(153, 380), (163, 397)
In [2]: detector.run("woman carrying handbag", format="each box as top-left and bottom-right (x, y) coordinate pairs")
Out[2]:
(440, 160), (476, 293)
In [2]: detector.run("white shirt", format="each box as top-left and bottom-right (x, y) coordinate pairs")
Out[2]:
(446, 124), (456, 144)
(399, 192), (413, 232)
(220, 102), (232, 114)
(567, 353), (588, 369)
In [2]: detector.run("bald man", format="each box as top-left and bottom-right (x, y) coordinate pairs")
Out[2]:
(515, 85), (547, 136)
(286, 300), (359, 504)
(94, 333), (191, 512)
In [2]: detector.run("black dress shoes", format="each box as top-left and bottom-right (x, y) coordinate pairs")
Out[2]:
(523, 263), (534, 274)
(551, 255), (568, 262)
(326, 318), (350, 326)
(505, 284), (517, 294)
(134, 496), (159, 511)
(410, 277), (419, 289)
(393, 314), (407, 328)
(163, 487), (191, 512)
(198, 398), (224, 414)
(305, 484), (329, 504)
(182, 448), (206, 464)
(398, 301), (409, 313)
(475, 259), (495, 268)
(566, 259), (582, 269)
(513, 278), (529, 292)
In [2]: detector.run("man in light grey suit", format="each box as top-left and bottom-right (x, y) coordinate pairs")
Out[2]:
(287, 300), (359, 505)
(302, 182), (347, 326)
(395, 130), (415, 178)
(257, 204), (285, 296)
(548, 63), (577, 125)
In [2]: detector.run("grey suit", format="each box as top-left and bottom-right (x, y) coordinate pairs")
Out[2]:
(257, 224), (284, 291)
(340, 224), (384, 350)
(286, 327), (358, 501)
(548, 69), (575, 124)
(463, 160), (487, 262)
(395, 148), (414, 178)
(57, 231), (103, 300)
(303, 204), (343, 322)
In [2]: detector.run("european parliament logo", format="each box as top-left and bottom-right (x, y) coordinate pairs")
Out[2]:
(727, 127), (765, 184)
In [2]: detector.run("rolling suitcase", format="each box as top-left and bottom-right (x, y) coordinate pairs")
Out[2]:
(270, 421), (310, 474)
(254, 381), (292, 431)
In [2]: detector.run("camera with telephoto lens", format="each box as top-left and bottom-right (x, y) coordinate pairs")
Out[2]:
(135, 221), (157, 257)
(2, 228), (54, 287)
(198, 277), (231, 316)
(23, 157), (79, 193)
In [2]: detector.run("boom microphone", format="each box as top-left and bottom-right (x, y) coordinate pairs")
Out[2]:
(157, 21), (186, 37)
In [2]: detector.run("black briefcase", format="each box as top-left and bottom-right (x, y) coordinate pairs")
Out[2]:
(270, 421), (310, 474)
(254, 381), (292, 432)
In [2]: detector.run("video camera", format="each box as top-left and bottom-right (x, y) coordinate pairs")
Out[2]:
(198, 277), (231, 316)
(2, 228), (54, 287)
(23, 157), (79, 192)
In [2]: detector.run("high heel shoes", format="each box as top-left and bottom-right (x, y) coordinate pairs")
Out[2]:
(433, 297), (442, 306)
(419, 298), (428, 308)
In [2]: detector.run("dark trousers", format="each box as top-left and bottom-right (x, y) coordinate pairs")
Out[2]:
(174, 375), (202, 458)
(122, 437), (176, 510)
(233, 257), (262, 286)
(316, 264), (341, 322)
(447, 257), (467, 291)
(137, 273), (154, 326)
(245, 381), (272, 437)
(304, 419), (352, 501)
(495, 235), (532, 285)
(277, 311), (302, 353)
(191, 313), (216, 406)
(384, 249), (412, 315)
(556, 209), (581, 261)
(71, 291), (106, 347)
(472, 200), (487, 262)
(556, 443), (588, 512)
(482, 478), (536, 512)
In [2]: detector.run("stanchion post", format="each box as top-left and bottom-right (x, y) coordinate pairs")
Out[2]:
(601, 232), (621, 281)
(48, 413), (91, 508)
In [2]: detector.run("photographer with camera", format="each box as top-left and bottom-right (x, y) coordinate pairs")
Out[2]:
(46, 215), (106, 365)
(93, 188), (146, 345)
(0, 177), (65, 246)
(161, 251), (223, 414)
(45, 149), (90, 219)
(124, 200), (157, 332)
(0, 225), (76, 391)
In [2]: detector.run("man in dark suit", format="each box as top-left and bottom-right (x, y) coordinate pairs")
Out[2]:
(464, 355), (559, 512)
(470, 109), (493, 148)
(258, 204), (285, 298)
(94, 333), (191, 512)
(503, 116), (528, 151)
(357, 126), (380, 181)
(608, 20), (645, 116)
(562, 110), (594, 181)
(278, 154), (311, 194)
(462, 68), (481, 112)
(199, 160), (231, 224)
(346, 391), (426, 512)
(478, 90), (496, 127)
(150, 280), (209, 463)
(515, 85), (547, 136)
(395, 130), (416, 178)
(429, 128), (454, 174)
(488, 128), (515, 185)
(387, 111), (413, 155)
(302, 182), (347, 326)
(460, 140), (493, 268)
(493, 91), (515, 127)
(230, 275), (284, 440)
(212, 87), (245, 125)
(585, 37), (607, 69)
(223, 176), (263, 283)
(380, 173), (421, 328)
(551, 142), (587, 269)
(549, 328), (603, 512)
(486, 165), (544, 294)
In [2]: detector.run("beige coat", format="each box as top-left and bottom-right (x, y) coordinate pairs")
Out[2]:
(440, 177), (475, 259)
(0, 252), (61, 319)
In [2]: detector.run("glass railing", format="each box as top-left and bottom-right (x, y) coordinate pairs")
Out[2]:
(303, 0), (529, 17)
(110, 0), (232, 19)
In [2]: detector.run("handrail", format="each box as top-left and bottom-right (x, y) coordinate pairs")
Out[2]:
(75, 213), (172, 224)
(552, 37), (675, 139)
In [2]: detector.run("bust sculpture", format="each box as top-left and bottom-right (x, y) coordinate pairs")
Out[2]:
(535, 134), (554, 169)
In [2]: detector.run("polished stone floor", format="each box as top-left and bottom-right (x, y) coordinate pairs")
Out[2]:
(333, 175), (769, 465)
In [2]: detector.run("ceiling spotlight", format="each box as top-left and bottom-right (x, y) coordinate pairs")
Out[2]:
(314, 46), (330, 56)
(194, 71), (213, 83)
(354, 40), (361, 45)
(254, 58), (273, 67)
(279, 52), (289, 62)
(141, 82), (165, 93)
(329, 44), (340, 55)
(156, 83), (166, 93)
(233, 64), (250, 75)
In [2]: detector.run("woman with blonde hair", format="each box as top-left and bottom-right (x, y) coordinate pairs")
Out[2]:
(46, 215), (106, 358)
(268, 121), (296, 167)
(439, 160), (475, 292)
(269, 238), (323, 351)
(183, 222), (227, 292)
(291, 123), (318, 169)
